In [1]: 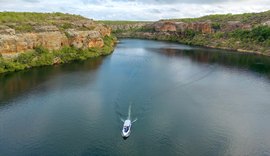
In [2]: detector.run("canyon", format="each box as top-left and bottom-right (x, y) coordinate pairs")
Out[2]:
(0, 11), (270, 74)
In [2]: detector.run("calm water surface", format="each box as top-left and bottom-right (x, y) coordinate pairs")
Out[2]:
(1, 39), (270, 155)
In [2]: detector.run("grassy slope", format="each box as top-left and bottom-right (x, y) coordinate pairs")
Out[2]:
(97, 20), (150, 25)
(0, 12), (92, 32)
(166, 10), (270, 25)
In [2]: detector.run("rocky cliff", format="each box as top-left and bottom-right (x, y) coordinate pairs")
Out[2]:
(0, 12), (116, 74)
(111, 20), (254, 35)
(0, 12), (112, 58)
(108, 10), (270, 56)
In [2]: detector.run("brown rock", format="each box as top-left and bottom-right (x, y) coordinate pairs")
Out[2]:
(222, 21), (251, 31)
(110, 23), (151, 32)
(154, 21), (177, 32)
(0, 31), (68, 54)
(72, 19), (94, 28)
(53, 57), (61, 64)
(175, 22), (188, 32)
(34, 25), (59, 32)
(0, 18), (112, 56)
(65, 29), (102, 49)
(88, 38), (104, 48)
(94, 24), (111, 36)
(0, 26), (15, 35)
(153, 21), (213, 34)
(187, 22), (213, 34)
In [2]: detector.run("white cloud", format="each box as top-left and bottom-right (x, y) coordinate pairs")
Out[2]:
(0, 0), (269, 20)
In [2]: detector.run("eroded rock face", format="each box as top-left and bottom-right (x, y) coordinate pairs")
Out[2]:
(188, 22), (213, 34)
(0, 26), (15, 35)
(65, 29), (102, 48)
(0, 24), (111, 55)
(72, 19), (95, 28)
(34, 25), (59, 32)
(0, 31), (68, 54)
(88, 38), (104, 48)
(154, 21), (177, 32)
(110, 23), (151, 32)
(94, 24), (111, 36)
(221, 21), (252, 31)
(152, 21), (213, 34)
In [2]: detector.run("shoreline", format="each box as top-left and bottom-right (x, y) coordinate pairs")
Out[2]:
(0, 35), (117, 74)
(116, 36), (270, 57)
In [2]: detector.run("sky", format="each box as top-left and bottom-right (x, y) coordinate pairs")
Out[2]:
(0, 0), (270, 20)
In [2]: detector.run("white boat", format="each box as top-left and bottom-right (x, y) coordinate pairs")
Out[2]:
(121, 105), (137, 139)
(121, 120), (131, 138)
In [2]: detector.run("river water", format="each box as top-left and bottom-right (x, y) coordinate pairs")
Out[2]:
(1, 39), (270, 156)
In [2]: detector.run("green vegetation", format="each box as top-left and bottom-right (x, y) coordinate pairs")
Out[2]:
(97, 20), (150, 25)
(230, 26), (270, 42)
(0, 12), (85, 23)
(172, 26), (270, 54)
(167, 10), (270, 25)
(113, 26), (154, 34)
(0, 35), (116, 74)
(0, 12), (94, 32)
(106, 10), (270, 55)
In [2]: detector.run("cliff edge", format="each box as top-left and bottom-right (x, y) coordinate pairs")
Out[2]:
(0, 12), (116, 73)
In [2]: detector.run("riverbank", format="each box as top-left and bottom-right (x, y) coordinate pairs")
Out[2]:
(116, 32), (270, 57)
(0, 35), (116, 73)
(103, 10), (270, 56)
(0, 12), (117, 74)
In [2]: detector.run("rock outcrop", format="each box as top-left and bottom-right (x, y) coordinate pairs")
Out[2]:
(110, 22), (151, 32)
(0, 12), (114, 57)
(153, 21), (213, 34)
(0, 31), (68, 54)
(0, 24), (111, 56)
(111, 20), (255, 36)
(221, 21), (252, 31)
(154, 21), (177, 32)
(65, 29), (104, 48)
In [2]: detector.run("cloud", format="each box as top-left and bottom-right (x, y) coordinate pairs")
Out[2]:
(22, 0), (39, 2)
(0, 0), (269, 20)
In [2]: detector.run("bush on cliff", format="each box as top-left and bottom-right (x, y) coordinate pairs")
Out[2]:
(230, 26), (270, 46)
(183, 29), (198, 38)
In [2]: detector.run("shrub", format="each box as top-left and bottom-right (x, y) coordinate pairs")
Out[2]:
(184, 29), (198, 38)
(231, 26), (270, 43)
(212, 22), (221, 30)
(35, 46), (49, 55)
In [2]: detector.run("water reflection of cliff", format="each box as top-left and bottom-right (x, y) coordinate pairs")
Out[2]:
(156, 48), (270, 78)
(0, 57), (104, 104)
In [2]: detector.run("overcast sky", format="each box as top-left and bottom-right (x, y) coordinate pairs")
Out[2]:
(0, 0), (269, 20)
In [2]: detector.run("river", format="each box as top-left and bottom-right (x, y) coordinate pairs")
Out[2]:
(1, 39), (270, 155)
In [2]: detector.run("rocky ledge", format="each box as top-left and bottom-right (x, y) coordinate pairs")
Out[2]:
(0, 12), (116, 74)
(0, 22), (111, 58)
(0, 13), (111, 56)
